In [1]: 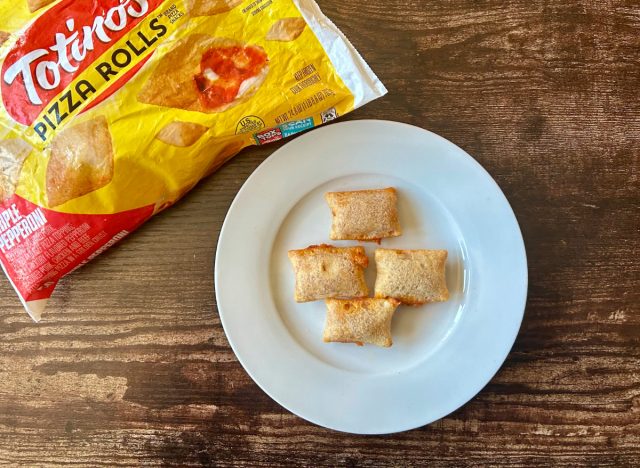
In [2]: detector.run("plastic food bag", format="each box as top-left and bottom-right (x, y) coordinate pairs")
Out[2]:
(0, 0), (386, 320)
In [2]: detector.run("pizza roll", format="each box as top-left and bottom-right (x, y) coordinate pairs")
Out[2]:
(0, 139), (32, 202)
(266, 18), (306, 42)
(288, 244), (369, 302)
(325, 187), (401, 241)
(323, 298), (399, 347)
(27, 0), (55, 12)
(46, 116), (114, 208)
(138, 35), (269, 114)
(374, 249), (449, 305)
(156, 121), (208, 147)
(188, 0), (242, 16)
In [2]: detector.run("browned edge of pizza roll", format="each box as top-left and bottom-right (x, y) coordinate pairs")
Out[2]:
(288, 244), (369, 303)
(374, 248), (449, 305)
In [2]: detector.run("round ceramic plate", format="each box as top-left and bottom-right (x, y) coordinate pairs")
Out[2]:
(215, 120), (527, 434)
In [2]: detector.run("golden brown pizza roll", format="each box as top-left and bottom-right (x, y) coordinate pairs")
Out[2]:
(323, 298), (400, 347)
(288, 244), (369, 302)
(46, 116), (114, 208)
(266, 18), (306, 42)
(374, 249), (449, 305)
(0, 139), (32, 202)
(188, 0), (242, 16)
(27, 0), (55, 12)
(138, 35), (269, 114)
(325, 187), (401, 241)
(155, 121), (208, 147)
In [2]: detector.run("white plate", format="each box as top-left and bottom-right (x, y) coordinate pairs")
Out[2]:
(215, 120), (527, 434)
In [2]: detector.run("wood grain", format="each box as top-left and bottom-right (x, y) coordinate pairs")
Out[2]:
(1, 0), (639, 466)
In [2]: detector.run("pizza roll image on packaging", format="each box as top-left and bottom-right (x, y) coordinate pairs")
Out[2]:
(156, 122), (209, 147)
(326, 187), (401, 241)
(188, 0), (243, 17)
(137, 35), (270, 114)
(266, 17), (306, 42)
(323, 298), (400, 348)
(288, 245), (369, 302)
(0, 139), (32, 202)
(0, 0), (385, 321)
(46, 116), (114, 208)
(374, 249), (449, 305)
(27, 0), (55, 13)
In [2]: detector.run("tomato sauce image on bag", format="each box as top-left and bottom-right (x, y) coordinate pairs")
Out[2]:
(0, 0), (386, 320)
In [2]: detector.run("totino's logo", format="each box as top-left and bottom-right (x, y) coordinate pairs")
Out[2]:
(1, 0), (167, 133)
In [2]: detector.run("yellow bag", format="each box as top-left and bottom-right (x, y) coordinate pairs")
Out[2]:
(0, 0), (386, 319)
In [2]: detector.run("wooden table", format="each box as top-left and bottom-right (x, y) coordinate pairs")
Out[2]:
(1, 1), (639, 466)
